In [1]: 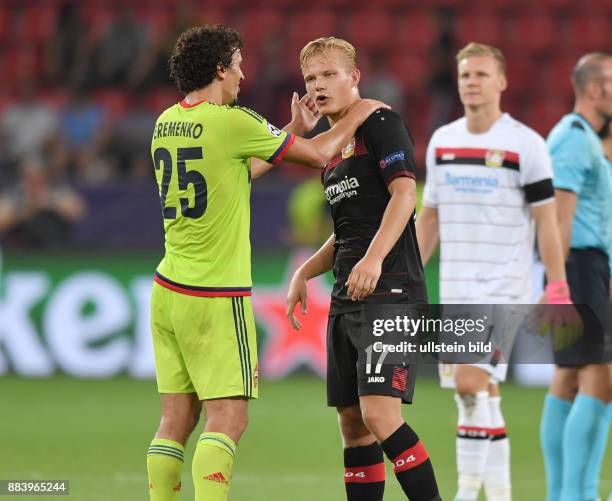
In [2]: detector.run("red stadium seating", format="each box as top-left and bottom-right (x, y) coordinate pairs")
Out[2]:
(345, 10), (394, 51)
(234, 9), (284, 50)
(21, 5), (57, 43)
(94, 89), (128, 119)
(523, 97), (571, 137)
(235, 49), (261, 92)
(565, 16), (611, 52)
(144, 87), (182, 113)
(584, 0), (612, 13)
(0, 95), (14, 115)
(80, 4), (114, 42)
(529, 0), (575, 10)
(456, 12), (505, 47)
(194, 0), (244, 8)
(504, 57), (538, 99)
(424, 0), (468, 7)
(394, 11), (438, 52)
(138, 5), (172, 42)
(507, 11), (558, 55)
(40, 87), (69, 110)
(388, 54), (428, 95)
(299, 0), (351, 7)
(195, 8), (228, 26)
(0, 7), (11, 42)
(287, 10), (338, 54)
(501, 96), (521, 118)
(480, 0), (528, 11)
(539, 56), (576, 103)
(1, 45), (43, 85)
(7, 0), (606, 172)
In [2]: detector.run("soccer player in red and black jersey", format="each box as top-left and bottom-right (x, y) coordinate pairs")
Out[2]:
(284, 38), (440, 501)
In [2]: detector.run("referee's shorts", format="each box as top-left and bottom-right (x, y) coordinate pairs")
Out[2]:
(554, 248), (611, 367)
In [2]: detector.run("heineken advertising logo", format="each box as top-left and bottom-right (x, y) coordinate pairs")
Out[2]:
(0, 253), (331, 379)
(0, 272), (155, 378)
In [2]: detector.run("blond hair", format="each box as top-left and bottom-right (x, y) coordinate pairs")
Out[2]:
(300, 37), (356, 71)
(456, 42), (506, 74)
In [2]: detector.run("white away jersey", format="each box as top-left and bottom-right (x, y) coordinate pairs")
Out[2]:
(423, 113), (554, 303)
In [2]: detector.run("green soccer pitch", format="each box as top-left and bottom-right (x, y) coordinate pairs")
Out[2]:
(1, 375), (610, 500)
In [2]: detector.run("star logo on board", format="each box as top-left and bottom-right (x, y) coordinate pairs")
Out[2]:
(252, 250), (331, 378)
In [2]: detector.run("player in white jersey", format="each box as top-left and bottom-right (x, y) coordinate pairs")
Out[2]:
(416, 43), (570, 501)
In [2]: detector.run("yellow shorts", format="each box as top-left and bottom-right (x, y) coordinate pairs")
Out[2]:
(150, 282), (258, 400)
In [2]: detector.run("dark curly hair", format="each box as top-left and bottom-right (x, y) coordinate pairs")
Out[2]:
(169, 25), (244, 95)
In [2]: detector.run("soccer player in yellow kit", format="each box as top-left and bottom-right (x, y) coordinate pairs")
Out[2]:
(146, 25), (387, 501)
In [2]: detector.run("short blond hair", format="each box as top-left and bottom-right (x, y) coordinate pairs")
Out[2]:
(456, 42), (506, 74)
(300, 37), (356, 71)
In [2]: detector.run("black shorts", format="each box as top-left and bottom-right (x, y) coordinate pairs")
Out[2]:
(326, 307), (419, 407)
(567, 248), (610, 304)
(554, 248), (611, 367)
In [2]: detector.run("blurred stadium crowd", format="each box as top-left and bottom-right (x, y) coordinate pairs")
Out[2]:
(0, 0), (610, 249)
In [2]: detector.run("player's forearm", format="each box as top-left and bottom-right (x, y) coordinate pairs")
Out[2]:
(297, 234), (335, 280)
(365, 179), (416, 263)
(284, 119), (308, 138)
(535, 208), (567, 283)
(557, 217), (573, 261)
(415, 206), (440, 266)
(554, 189), (577, 260)
(538, 230), (567, 283)
(286, 101), (387, 167)
(309, 113), (362, 164)
(556, 196), (574, 260)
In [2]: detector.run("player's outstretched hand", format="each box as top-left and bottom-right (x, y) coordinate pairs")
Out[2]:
(345, 98), (390, 126)
(290, 92), (320, 134)
(286, 271), (308, 330)
(346, 255), (382, 301)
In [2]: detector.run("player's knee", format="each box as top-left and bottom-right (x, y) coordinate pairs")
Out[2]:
(337, 406), (369, 443)
(455, 365), (490, 396)
(455, 392), (476, 409)
(158, 394), (201, 442)
(455, 377), (486, 396)
(226, 413), (249, 440)
(578, 365), (612, 401)
(192, 408), (202, 432)
(550, 368), (578, 400)
(158, 413), (196, 444)
(205, 406), (249, 442)
(454, 392), (490, 424)
(360, 407), (400, 441)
